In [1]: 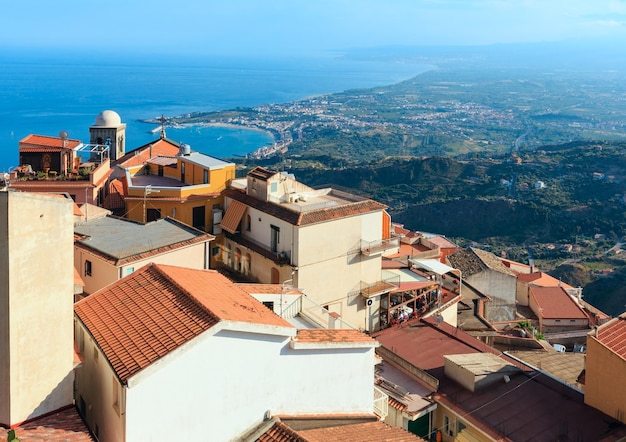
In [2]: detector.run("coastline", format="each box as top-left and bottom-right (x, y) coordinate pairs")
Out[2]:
(140, 65), (436, 159)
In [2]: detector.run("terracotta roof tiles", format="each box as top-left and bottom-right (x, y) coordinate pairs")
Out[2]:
(258, 420), (424, 442)
(595, 313), (626, 359)
(0, 406), (93, 441)
(529, 286), (587, 319)
(75, 264), (292, 383)
(374, 318), (624, 441)
(113, 138), (181, 168)
(294, 329), (377, 345)
(19, 134), (82, 150)
(257, 421), (306, 442)
(297, 421), (425, 441)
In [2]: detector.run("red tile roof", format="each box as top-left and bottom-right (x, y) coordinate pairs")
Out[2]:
(529, 286), (587, 320)
(297, 421), (424, 441)
(0, 406), (93, 441)
(594, 313), (626, 359)
(158, 265), (292, 327)
(374, 318), (625, 441)
(19, 134), (82, 150)
(113, 138), (181, 168)
(224, 188), (386, 227)
(75, 264), (292, 383)
(294, 329), (377, 345)
(257, 420), (306, 442)
(258, 420), (425, 442)
(517, 271), (573, 289)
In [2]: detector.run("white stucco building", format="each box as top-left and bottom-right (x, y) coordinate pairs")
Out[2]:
(0, 192), (75, 427)
(74, 215), (214, 295)
(74, 263), (380, 441)
(219, 167), (399, 332)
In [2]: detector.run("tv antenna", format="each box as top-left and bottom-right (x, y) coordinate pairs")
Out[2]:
(158, 114), (167, 139)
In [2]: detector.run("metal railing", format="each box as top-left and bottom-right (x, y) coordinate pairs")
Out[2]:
(373, 386), (389, 420)
(361, 237), (400, 255)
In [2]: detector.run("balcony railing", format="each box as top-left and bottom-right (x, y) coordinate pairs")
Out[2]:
(357, 278), (399, 299)
(361, 237), (400, 256)
(224, 231), (292, 266)
(373, 386), (389, 420)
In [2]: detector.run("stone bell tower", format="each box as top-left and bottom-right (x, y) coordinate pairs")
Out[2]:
(89, 110), (126, 162)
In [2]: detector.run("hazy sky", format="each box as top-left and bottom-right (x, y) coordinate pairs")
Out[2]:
(2, 0), (626, 56)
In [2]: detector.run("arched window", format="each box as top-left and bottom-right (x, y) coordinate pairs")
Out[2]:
(225, 243), (232, 267)
(236, 248), (242, 272)
(246, 214), (251, 231)
(246, 253), (252, 273)
(271, 268), (280, 284)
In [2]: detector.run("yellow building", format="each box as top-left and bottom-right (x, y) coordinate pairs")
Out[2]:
(122, 144), (235, 236)
(585, 313), (626, 423)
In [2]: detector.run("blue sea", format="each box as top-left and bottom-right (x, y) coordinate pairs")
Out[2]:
(0, 51), (431, 172)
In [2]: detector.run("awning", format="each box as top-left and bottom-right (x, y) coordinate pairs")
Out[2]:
(391, 281), (436, 293)
(221, 200), (247, 234)
(409, 258), (456, 276)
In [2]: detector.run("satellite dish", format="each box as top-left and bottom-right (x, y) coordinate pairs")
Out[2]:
(59, 130), (69, 140)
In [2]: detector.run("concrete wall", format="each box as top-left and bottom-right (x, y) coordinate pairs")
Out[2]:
(0, 192), (75, 426)
(74, 319), (125, 442)
(585, 333), (626, 423)
(468, 269), (516, 322)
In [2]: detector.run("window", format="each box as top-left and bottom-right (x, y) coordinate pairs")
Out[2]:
(270, 181), (278, 193)
(203, 169), (209, 184)
(126, 267), (134, 275)
(93, 347), (99, 363)
(246, 214), (251, 231)
(263, 301), (274, 311)
(444, 415), (454, 436)
(181, 162), (186, 182)
(271, 225), (280, 253)
(85, 260), (92, 277)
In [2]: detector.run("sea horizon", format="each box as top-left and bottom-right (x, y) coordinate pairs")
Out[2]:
(0, 50), (432, 172)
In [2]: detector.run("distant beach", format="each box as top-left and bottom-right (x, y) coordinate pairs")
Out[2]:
(0, 51), (431, 170)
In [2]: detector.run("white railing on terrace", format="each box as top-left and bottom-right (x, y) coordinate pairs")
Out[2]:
(280, 295), (302, 319)
(299, 295), (357, 330)
(361, 237), (400, 255)
(373, 386), (389, 420)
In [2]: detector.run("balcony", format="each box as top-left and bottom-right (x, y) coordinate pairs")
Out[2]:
(361, 237), (400, 256)
(224, 231), (292, 266)
(356, 279), (399, 299)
